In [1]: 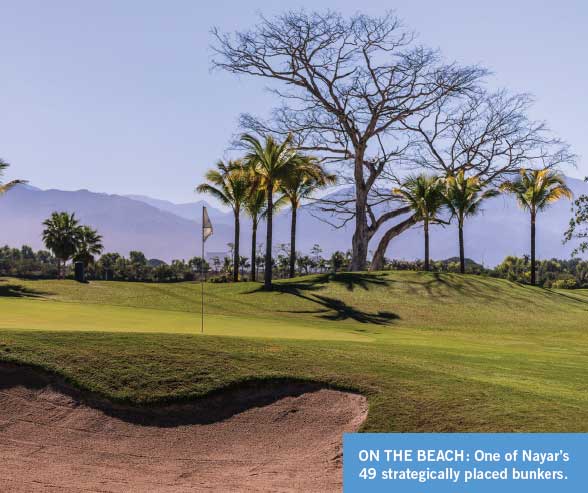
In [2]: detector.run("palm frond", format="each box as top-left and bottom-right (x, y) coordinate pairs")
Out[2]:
(501, 168), (572, 212)
(197, 160), (252, 213)
(0, 179), (28, 194)
(0, 158), (27, 194)
(195, 183), (232, 207)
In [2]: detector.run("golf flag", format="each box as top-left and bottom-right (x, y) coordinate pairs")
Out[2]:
(202, 207), (213, 243)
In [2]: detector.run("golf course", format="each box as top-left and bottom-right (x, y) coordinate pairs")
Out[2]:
(2, 1), (587, 490)
(1, 271), (587, 433)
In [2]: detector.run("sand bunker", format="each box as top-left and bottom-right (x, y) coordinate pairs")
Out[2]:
(0, 364), (367, 492)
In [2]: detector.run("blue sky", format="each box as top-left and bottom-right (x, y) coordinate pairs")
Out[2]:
(1, 0), (586, 203)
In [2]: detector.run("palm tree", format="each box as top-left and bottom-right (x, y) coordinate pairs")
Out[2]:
(279, 159), (336, 278)
(330, 251), (346, 273)
(443, 170), (499, 274)
(500, 168), (572, 285)
(73, 226), (104, 267)
(394, 174), (446, 271)
(42, 212), (81, 279)
(243, 187), (266, 281)
(0, 158), (27, 195)
(197, 160), (250, 282)
(241, 133), (303, 290)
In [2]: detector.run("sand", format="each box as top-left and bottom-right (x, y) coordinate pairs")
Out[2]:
(0, 364), (367, 492)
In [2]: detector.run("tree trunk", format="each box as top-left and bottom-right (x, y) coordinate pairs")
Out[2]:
(251, 217), (257, 282)
(531, 210), (536, 286)
(233, 210), (240, 282)
(424, 219), (430, 272)
(289, 204), (297, 278)
(351, 155), (368, 271)
(57, 259), (61, 280)
(459, 221), (465, 274)
(370, 215), (418, 271)
(264, 184), (273, 290)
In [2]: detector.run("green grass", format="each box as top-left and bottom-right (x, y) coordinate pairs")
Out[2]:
(0, 298), (371, 341)
(1, 272), (587, 432)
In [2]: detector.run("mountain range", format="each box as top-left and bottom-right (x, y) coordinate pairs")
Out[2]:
(1, 178), (586, 266)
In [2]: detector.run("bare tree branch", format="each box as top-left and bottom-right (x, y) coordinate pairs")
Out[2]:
(400, 90), (576, 184)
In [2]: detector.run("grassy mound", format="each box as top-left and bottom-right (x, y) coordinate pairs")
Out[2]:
(1, 272), (587, 432)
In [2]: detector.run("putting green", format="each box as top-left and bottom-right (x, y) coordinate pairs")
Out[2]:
(0, 298), (372, 342)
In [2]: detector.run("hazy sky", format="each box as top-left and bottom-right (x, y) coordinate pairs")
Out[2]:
(1, 0), (586, 203)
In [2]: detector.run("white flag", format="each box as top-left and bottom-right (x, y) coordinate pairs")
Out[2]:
(202, 207), (213, 243)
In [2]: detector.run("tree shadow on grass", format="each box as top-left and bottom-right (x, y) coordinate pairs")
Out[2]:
(413, 272), (532, 305)
(397, 272), (588, 310)
(416, 272), (501, 298)
(249, 273), (400, 325)
(276, 272), (393, 292)
(311, 294), (400, 324)
(0, 281), (49, 299)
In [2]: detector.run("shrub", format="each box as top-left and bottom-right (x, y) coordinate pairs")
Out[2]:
(552, 279), (578, 289)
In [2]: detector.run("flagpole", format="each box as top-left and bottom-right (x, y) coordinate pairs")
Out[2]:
(200, 206), (213, 334)
(201, 207), (205, 334)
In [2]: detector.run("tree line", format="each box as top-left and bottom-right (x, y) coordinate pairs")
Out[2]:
(4, 242), (588, 289)
(0, 242), (348, 282)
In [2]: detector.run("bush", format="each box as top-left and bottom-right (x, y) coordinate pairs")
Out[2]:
(210, 275), (230, 283)
(551, 279), (578, 289)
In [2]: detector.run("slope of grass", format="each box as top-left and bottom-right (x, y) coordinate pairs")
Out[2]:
(1, 272), (587, 432)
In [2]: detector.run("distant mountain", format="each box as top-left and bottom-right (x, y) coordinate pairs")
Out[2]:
(0, 187), (233, 261)
(125, 194), (232, 225)
(18, 184), (42, 192)
(1, 178), (586, 265)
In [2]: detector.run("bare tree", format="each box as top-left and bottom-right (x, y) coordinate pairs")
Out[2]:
(212, 10), (486, 270)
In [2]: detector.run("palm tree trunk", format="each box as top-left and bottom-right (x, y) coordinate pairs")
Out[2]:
(531, 210), (536, 286)
(459, 221), (465, 274)
(289, 204), (297, 278)
(424, 219), (430, 272)
(233, 210), (240, 283)
(251, 217), (257, 281)
(264, 184), (273, 290)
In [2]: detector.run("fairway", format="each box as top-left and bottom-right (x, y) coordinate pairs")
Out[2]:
(1, 272), (587, 432)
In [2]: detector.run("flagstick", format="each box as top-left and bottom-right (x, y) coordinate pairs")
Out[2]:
(201, 210), (205, 334)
